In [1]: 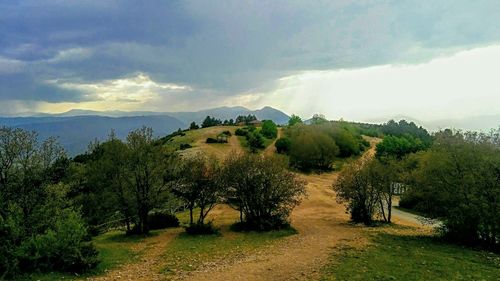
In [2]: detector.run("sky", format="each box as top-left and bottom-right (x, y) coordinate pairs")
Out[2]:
(1, 0), (499, 122)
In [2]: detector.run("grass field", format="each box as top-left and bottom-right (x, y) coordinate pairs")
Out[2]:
(321, 226), (500, 281)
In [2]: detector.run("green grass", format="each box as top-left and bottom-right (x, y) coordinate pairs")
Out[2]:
(321, 231), (500, 281)
(161, 228), (297, 275)
(19, 230), (150, 281)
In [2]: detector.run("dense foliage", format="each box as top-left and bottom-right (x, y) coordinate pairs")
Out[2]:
(400, 129), (500, 249)
(201, 116), (223, 128)
(0, 127), (98, 278)
(235, 115), (257, 125)
(285, 122), (369, 171)
(260, 120), (278, 139)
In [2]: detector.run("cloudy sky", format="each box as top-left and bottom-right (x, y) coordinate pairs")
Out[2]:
(1, 0), (499, 121)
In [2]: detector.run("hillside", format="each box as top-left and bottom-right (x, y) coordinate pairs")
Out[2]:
(0, 106), (290, 156)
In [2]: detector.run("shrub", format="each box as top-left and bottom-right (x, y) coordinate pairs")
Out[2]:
(235, 128), (247, 136)
(179, 143), (192, 150)
(148, 211), (180, 230)
(222, 130), (232, 136)
(206, 137), (218, 143)
(275, 137), (291, 154)
(185, 222), (218, 235)
(16, 210), (99, 273)
(246, 131), (265, 152)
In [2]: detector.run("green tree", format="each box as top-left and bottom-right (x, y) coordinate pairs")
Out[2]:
(261, 120), (278, 139)
(289, 130), (338, 171)
(404, 129), (500, 247)
(189, 121), (199, 130)
(222, 154), (306, 230)
(288, 114), (303, 126)
(126, 127), (171, 234)
(333, 159), (379, 225)
(172, 155), (223, 232)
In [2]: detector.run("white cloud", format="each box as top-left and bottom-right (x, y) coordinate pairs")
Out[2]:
(46, 47), (93, 63)
(248, 45), (500, 121)
(46, 73), (192, 106)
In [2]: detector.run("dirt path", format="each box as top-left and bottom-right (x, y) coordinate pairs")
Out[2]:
(86, 229), (182, 281)
(184, 139), (383, 281)
(263, 127), (282, 156)
(90, 136), (424, 281)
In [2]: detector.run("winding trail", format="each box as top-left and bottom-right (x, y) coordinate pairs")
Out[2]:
(88, 136), (426, 281)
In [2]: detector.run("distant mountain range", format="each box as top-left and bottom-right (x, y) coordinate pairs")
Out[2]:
(0, 106), (290, 156)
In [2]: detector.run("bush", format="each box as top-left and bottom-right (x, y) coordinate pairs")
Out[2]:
(235, 128), (247, 136)
(148, 211), (180, 230)
(185, 222), (218, 235)
(246, 131), (265, 152)
(16, 210), (100, 273)
(206, 137), (218, 143)
(179, 143), (192, 150)
(222, 130), (232, 136)
(275, 137), (291, 154)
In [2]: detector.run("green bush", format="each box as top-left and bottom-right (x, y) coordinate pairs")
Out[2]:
(246, 131), (265, 152)
(185, 222), (218, 235)
(179, 143), (192, 150)
(235, 128), (247, 136)
(16, 210), (99, 273)
(275, 137), (291, 154)
(148, 211), (180, 230)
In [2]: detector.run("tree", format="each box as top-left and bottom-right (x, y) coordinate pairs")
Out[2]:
(222, 154), (306, 230)
(0, 127), (98, 277)
(202, 116), (222, 128)
(172, 155), (223, 231)
(288, 114), (302, 126)
(403, 129), (500, 248)
(333, 159), (379, 225)
(126, 127), (170, 234)
(261, 120), (278, 139)
(289, 130), (338, 171)
(376, 135), (425, 159)
(189, 121), (199, 130)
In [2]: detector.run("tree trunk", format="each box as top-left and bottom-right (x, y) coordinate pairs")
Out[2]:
(189, 206), (194, 225)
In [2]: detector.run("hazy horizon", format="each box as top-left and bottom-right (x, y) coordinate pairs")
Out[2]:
(1, 1), (499, 125)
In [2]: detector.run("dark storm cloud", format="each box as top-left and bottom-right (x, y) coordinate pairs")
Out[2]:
(1, 0), (500, 106)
